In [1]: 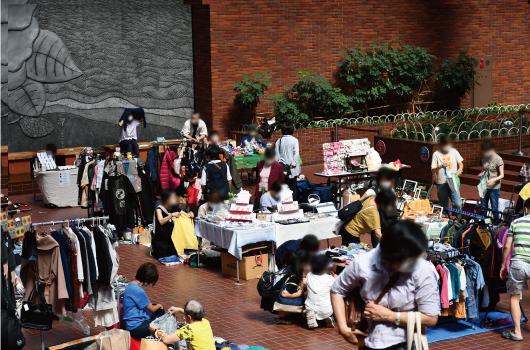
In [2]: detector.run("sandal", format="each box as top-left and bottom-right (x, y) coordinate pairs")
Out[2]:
(501, 331), (523, 341)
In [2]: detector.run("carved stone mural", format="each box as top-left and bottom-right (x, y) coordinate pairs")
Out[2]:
(2, 0), (194, 151)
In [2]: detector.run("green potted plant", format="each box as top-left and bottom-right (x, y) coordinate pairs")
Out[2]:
(233, 71), (272, 118)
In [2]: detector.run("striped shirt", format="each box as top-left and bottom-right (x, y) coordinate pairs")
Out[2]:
(507, 216), (530, 263)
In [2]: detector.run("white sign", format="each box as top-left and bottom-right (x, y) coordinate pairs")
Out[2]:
(59, 171), (70, 188)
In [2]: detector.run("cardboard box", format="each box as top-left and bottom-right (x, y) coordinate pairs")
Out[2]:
(139, 230), (152, 244)
(221, 244), (269, 280)
(342, 194), (360, 206)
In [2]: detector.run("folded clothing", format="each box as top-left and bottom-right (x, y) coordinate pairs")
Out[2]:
(158, 255), (178, 263)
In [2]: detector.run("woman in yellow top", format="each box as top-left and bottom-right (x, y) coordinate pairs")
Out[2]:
(150, 300), (215, 350)
(341, 189), (396, 246)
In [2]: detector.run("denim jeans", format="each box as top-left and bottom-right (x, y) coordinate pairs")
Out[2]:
(481, 189), (500, 219)
(120, 139), (140, 157)
(436, 183), (461, 211)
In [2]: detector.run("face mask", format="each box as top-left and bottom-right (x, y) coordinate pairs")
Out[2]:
(265, 159), (274, 165)
(484, 150), (494, 158)
(397, 257), (419, 273)
(442, 145), (452, 153)
(380, 180), (392, 189)
(249, 131), (257, 137)
(191, 119), (199, 125)
(127, 116), (133, 122)
(210, 136), (219, 144)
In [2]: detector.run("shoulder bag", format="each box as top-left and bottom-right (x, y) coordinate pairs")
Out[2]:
(346, 272), (401, 347)
(20, 282), (55, 331)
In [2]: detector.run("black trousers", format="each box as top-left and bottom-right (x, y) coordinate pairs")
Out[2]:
(339, 225), (361, 245)
(285, 176), (298, 201)
(120, 139), (140, 157)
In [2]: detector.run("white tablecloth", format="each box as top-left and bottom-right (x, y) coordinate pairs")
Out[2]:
(195, 220), (276, 260)
(274, 218), (340, 247)
(34, 170), (79, 207)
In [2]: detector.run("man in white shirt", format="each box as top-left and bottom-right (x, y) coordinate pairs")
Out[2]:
(181, 111), (208, 143)
(431, 135), (464, 210)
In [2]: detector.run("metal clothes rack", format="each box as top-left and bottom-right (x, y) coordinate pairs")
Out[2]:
(444, 207), (486, 220)
(426, 246), (477, 330)
(473, 205), (519, 222)
(30, 216), (111, 350)
(31, 216), (110, 227)
(470, 206), (528, 327)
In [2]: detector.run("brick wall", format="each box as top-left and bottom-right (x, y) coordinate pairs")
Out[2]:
(186, 0), (530, 137)
(375, 135), (530, 184)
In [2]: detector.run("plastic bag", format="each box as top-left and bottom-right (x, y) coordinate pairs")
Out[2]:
(366, 148), (382, 171)
(478, 174), (487, 198)
(61, 310), (90, 335)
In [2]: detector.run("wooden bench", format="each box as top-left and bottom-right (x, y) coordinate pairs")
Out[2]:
(101, 142), (151, 161)
(1, 145), (8, 176)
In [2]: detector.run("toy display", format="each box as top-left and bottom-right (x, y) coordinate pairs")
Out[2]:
(322, 139), (370, 175)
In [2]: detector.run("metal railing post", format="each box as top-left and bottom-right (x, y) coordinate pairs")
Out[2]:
(513, 111), (527, 156)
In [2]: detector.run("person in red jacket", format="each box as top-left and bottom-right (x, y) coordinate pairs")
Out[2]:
(254, 147), (284, 210)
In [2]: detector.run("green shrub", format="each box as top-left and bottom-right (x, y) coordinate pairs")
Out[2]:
(233, 71), (271, 111)
(337, 40), (435, 105)
(271, 70), (352, 123)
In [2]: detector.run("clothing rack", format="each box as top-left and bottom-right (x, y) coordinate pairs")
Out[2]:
(473, 205), (519, 222)
(31, 216), (109, 227)
(470, 206), (527, 327)
(29, 216), (116, 350)
(426, 247), (477, 330)
(30, 216), (110, 350)
(443, 207), (486, 220)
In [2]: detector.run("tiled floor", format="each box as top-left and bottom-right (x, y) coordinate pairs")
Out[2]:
(6, 164), (529, 350)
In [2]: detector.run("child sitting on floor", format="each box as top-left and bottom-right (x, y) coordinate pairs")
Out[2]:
(123, 262), (165, 338)
(305, 254), (337, 329)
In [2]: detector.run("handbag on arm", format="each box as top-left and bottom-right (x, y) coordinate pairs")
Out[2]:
(346, 272), (401, 347)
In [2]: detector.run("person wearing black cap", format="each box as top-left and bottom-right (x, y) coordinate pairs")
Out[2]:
(240, 123), (267, 148)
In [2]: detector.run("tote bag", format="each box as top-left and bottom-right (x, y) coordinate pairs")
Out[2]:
(443, 164), (459, 195)
(407, 312), (429, 350)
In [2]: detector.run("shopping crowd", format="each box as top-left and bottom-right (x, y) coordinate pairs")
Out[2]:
(3, 111), (529, 350)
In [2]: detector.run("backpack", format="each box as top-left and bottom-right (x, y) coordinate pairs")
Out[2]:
(338, 196), (373, 222)
(260, 121), (273, 139)
(257, 271), (275, 297)
(205, 162), (230, 200)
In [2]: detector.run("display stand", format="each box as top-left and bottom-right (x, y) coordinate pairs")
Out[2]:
(30, 216), (110, 350)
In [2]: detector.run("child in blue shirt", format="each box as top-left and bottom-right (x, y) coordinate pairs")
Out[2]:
(123, 262), (164, 338)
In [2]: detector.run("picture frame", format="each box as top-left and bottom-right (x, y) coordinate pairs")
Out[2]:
(431, 205), (444, 218)
(402, 179), (418, 197)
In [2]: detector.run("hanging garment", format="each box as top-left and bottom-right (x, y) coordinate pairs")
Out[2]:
(436, 265), (449, 309)
(160, 149), (180, 190)
(470, 226), (492, 269)
(89, 231), (120, 327)
(185, 179), (201, 209)
(171, 213), (198, 256)
(71, 228), (93, 296)
(20, 234), (69, 316)
(93, 226), (114, 287)
(60, 229), (82, 310)
(146, 147), (160, 182)
(100, 173), (139, 231)
(50, 231), (72, 297)
(137, 162), (156, 225)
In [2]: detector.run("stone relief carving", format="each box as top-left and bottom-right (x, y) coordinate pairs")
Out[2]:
(1, 0), (83, 138)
